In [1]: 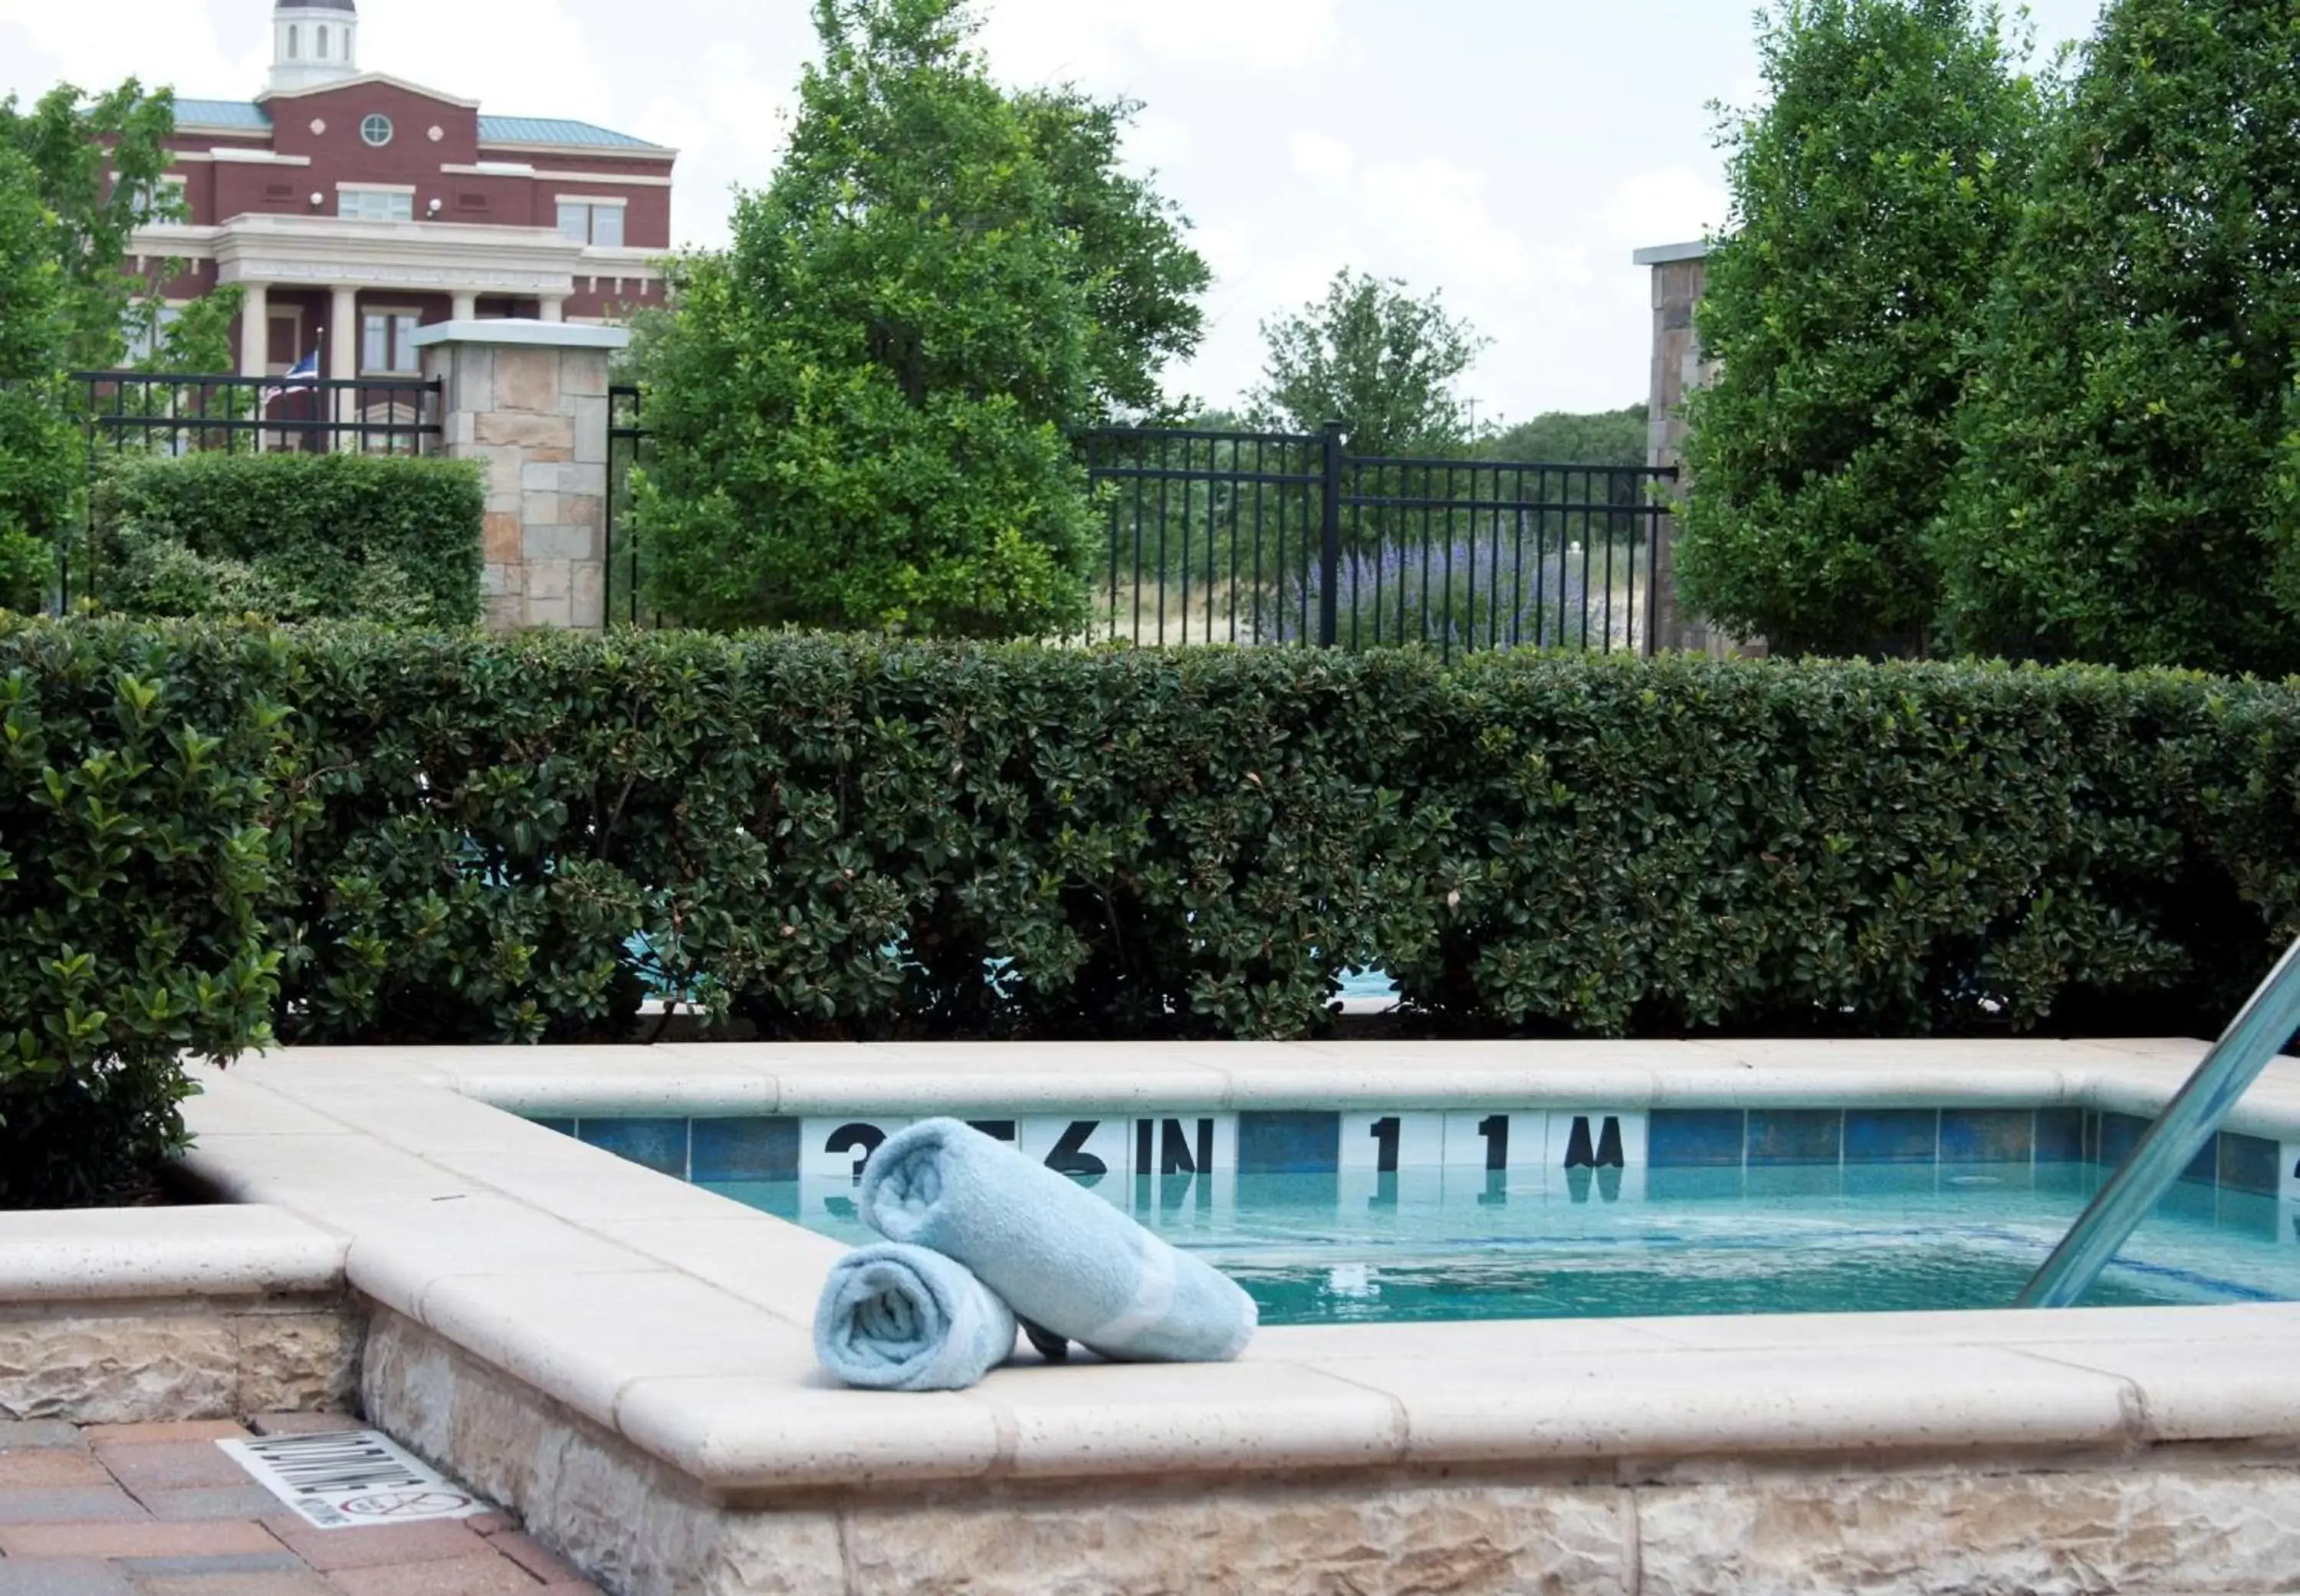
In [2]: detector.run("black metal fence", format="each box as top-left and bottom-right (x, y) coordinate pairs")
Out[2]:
(72, 370), (442, 458)
(606, 383), (652, 626)
(1080, 425), (1677, 656)
(594, 403), (1675, 652)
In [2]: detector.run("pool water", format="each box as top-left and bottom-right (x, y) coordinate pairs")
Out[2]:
(705, 1164), (2300, 1324)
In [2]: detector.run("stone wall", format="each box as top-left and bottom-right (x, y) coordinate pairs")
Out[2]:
(366, 1306), (2300, 1596)
(0, 1299), (362, 1426)
(416, 320), (627, 632)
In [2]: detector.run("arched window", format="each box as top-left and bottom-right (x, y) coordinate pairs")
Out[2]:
(287, 24), (300, 58)
(317, 26), (330, 60)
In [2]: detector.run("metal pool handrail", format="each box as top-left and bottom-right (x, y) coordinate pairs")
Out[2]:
(2018, 935), (2300, 1309)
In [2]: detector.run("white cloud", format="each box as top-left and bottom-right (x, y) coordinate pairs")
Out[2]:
(1603, 166), (1730, 252)
(980, 0), (1346, 83)
(1288, 131), (1352, 186)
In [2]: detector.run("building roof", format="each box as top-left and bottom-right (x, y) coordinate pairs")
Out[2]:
(166, 97), (663, 152)
(276, 0), (356, 10)
(475, 116), (660, 150)
(175, 98), (274, 130)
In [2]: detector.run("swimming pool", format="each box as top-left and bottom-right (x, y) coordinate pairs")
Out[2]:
(540, 1101), (2300, 1323)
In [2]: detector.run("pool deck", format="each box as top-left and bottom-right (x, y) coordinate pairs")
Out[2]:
(21, 1036), (2300, 1594)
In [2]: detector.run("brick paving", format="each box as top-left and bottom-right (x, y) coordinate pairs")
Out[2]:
(0, 1421), (601, 1596)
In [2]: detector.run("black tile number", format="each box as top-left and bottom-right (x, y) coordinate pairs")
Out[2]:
(1046, 1121), (1108, 1184)
(825, 1122), (886, 1184)
(1368, 1116), (1401, 1174)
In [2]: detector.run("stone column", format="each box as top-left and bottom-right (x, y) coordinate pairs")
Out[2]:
(1632, 240), (1757, 659)
(237, 282), (269, 378)
(539, 295), (566, 323)
(452, 290), (479, 322)
(412, 319), (626, 632)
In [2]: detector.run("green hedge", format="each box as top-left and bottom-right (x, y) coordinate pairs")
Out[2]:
(0, 619), (289, 1206)
(12, 619), (2300, 1204)
(93, 452), (484, 627)
(263, 632), (2300, 1044)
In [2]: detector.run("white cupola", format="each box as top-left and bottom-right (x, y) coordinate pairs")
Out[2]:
(269, 0), (360, 96)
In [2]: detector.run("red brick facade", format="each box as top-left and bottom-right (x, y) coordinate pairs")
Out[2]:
(132, 9), (675, 377)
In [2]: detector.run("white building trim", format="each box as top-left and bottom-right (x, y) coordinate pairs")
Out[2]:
(257, 73), (481, 111)
(477, 139), (678, 161)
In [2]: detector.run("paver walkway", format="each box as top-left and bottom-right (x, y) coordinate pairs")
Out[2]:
(0, 1420), (600, 1595)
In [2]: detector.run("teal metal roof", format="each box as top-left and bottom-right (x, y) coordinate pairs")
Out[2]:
(173, 99), (272, 130)
(163, 100), (659, 152)
(478, 116), (659, 150)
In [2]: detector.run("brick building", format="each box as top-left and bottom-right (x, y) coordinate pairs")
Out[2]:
(130, 0), (675, 381)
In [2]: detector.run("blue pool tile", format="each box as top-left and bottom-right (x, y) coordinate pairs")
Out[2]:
(531, 1118), (577, 1138)
(2220, 1132), (2281, 1197)
(1239, 1112), (1342, 1175)
(1747, 1110), (1842, 1167)
(1845, 1109), (1937, 1165)
(2098, 1112), (2149, 1168)
(2183, 1133), (2220, 1187)
(692, 1117), (800, 1184)
(580, 1118), (690, 1177)
(1648, 1109), (1746, 1168)
(1940, 1109), (2033, 1165)
(2035, 1108), (2085, 1164)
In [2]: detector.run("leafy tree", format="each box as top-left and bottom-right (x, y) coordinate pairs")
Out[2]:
(0, 144), (74, 612)
(1675, 0), (2037, 658)
(1249, 269), (1487, 457)
(2, 80), (180, 369)
(1481, 404), (1648, 466)
(1014, 87), (1209, 421)
(0, 80), (196, 611)
(636, 0), (1208, 636)
(1935, 0), (2300, 675)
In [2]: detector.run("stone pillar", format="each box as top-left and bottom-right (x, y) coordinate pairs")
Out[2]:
(412, 319), (625, 632)
(452, 291), (479, 323)
(238, 282), (269, 378)
(539, 296), (566, 323)
(1634, 240), (1760, 659)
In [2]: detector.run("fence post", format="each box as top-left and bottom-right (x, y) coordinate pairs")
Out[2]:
(1319, 420), (1345, 648)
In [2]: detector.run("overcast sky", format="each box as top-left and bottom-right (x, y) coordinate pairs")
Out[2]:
(2, 0), (2108, 422)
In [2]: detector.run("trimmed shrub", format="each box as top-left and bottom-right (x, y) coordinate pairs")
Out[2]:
(94, 452), (483, 628)
(258, 633), (2300, 1046)
(0, 616), (290, 1207)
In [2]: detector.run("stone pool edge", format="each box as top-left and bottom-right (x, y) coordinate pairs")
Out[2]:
(144, 1039), (2300, 1593)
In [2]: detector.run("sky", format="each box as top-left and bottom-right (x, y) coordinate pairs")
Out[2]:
(0, 0), (2110, 424)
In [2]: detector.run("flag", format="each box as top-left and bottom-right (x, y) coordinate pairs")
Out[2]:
(261, 348), (320, 412)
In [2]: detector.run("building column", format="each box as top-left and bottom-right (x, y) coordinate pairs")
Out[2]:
(238, 281), (269, 378)
(538, 295), (566, 323)
(414, 320), (626, 632)
(329, 286), (360, 448)
(452, 291), (479, 322)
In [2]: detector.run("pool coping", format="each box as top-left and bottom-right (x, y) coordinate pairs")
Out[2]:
(162, 1037), (2300, 1498)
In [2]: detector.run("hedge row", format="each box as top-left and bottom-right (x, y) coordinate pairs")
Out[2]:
(92, 452), (484, 628)
(9, 618), (2300, 1202)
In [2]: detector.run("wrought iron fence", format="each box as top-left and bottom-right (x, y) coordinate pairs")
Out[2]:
(606, 383), (653, 627)
(1079, 424), (1677, 656)
(71, 370), (441, 458)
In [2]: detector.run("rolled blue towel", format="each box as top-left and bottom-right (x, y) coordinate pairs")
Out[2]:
(859, 1118), (1257, 1364)
(813, 1242), (1018, 1392)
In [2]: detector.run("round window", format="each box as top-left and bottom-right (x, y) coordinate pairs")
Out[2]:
(360, 114), (394, 147)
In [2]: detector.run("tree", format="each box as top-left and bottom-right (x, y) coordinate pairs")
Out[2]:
(0, 143), (73, 611)
(1934, 0), (2300, 675)
(1481, 404), (1648, 467)
(2, 80), (180, 369)
(635, 0), (1208, 636)
(1248, 270), (1487, 458)
(0, 79), (196, 611)
(1674, 0), (2037, 658)
(1014, 87), (1209, 422)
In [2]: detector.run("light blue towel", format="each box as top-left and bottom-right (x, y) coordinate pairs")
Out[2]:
(859, 1118), (1257, 1364)
(813, 1242), (1018, 1392)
